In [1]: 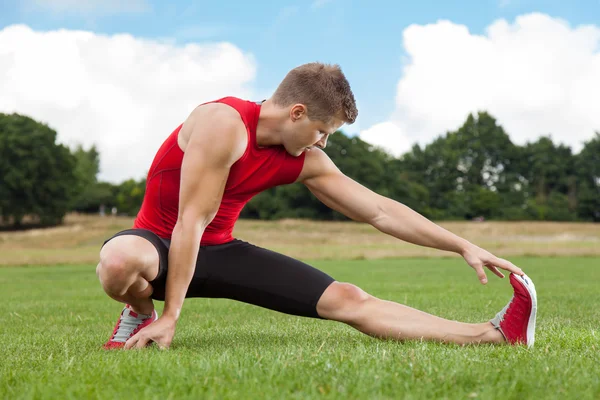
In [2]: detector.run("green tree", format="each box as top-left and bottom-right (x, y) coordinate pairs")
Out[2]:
(71, 144), (105, 212)
(575, 132), (600, 221)
(0, 113), (78, 227)
(399, 112), (520, 219)
(519, 136), (578, 220)
(114, 178), (146, 216)
(521, 136), (576, 201)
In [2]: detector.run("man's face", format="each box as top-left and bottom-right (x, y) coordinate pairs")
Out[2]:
(283, 104), (344, 157)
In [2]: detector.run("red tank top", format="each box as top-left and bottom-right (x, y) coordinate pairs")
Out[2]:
(133, 97), (306, 245)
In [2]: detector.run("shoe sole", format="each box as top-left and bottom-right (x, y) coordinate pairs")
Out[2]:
(513, 273), (537, 348)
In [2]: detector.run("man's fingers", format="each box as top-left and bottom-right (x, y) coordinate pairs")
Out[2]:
(124, 332), (152, 350)
(135, 335), (151, 349)
(494, 258), (524, 275)
(157, 341), (170, 351)
(124, 334), (138, 350)
(487, 265), (505, 279)
(473, 264), (488, 284)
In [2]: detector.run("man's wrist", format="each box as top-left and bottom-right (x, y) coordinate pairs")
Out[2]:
(456, 238), (474, 256)
(161, 307), (181, 322)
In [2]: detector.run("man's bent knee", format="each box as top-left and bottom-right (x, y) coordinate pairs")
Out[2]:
(316, 282), (373, 322)
(97, 236), (159, 296)
(97, 254), (136, 297)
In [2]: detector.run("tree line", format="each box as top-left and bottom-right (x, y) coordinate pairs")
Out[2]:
(0, 111), (598, 229)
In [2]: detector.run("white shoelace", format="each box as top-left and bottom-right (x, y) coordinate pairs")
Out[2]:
(112, 308), (153, 343)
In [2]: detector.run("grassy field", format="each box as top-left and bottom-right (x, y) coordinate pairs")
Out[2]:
(1, 216), (598, 398)
(1, 257), (599, 399)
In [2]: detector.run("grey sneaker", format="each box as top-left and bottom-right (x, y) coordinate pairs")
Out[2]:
(103, 304), (158, 349)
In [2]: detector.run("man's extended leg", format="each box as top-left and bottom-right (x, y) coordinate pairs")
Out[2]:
(316, 282), (503, 345)
(317, 274), (536, 346)
(187, 239), (535, 347)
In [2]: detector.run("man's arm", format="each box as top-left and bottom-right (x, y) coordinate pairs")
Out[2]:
(125, 104), (246, 349)
(300, 149), (523, 283)
(163, 106), (246, 321)
(299, 149), (467, 250)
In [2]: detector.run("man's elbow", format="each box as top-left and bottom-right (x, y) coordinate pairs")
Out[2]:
(176, 209), (216, 234)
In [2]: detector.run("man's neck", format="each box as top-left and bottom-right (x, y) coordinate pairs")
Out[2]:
(256, 99), (285, 148)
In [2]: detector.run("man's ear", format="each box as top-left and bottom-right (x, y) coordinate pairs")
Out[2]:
(290, 104), (307, 122)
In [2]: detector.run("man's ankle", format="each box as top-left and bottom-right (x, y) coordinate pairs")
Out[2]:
(129, 301), (154, 316)
(481, 322), (505, 344)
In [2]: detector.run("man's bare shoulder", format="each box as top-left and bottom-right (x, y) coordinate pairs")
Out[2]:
(178, 102), (247, 162)
(295, 148), (340, 183)
(190, 102), (243, 122)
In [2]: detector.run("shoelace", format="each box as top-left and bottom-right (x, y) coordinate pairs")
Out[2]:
(112, 310), (151, 342)
(493, 296), (514, 324)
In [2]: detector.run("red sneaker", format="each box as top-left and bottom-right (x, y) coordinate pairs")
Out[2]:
(103, 305), (158, 350)
(490, 273), (537, 348)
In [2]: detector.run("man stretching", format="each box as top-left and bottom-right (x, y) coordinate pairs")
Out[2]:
(97, 62), (537, 350)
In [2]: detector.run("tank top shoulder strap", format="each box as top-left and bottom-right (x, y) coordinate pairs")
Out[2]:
(210, 97), (260, 144)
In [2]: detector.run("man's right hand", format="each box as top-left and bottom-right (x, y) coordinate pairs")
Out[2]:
(124, 315), (177, 350)
(461, 243), (524, 284)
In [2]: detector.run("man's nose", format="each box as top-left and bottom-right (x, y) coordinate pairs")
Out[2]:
(316, 136), (328, 149)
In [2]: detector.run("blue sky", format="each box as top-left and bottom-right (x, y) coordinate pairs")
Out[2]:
(1, 1), (599, 182)
(2, 0), (598, 133)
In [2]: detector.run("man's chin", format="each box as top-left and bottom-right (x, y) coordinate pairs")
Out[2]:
(286, 148), (305, 157)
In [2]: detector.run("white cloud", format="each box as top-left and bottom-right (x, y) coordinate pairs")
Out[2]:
(360, 13), (600, 157)
(0, 24), (257, 182)
(359, 122), (412, 157)
(23, 0), (151, 15)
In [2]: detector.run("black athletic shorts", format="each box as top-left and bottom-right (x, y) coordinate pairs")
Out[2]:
(102, 228), (335, 319)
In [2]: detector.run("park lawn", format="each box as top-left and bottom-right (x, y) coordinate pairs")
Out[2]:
(1, 257), (599, 399)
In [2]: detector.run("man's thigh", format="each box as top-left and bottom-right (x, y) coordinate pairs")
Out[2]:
(194, 239), (336, 319)
(104, 232), (337, 318)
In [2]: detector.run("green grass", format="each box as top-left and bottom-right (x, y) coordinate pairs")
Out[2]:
(1, 257), (599, 399)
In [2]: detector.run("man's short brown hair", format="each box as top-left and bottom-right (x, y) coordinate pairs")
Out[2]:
(272, 62), (358, 124)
